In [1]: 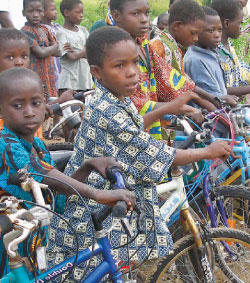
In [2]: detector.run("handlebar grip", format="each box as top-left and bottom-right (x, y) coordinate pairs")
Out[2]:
(178, 131), (198, 149)
(112, 200), (127, 218)
(50, 103), (63, 115)
(0, 215), (12, 236)
(8, 173), (22, 187)
(74, 91), (84, 100)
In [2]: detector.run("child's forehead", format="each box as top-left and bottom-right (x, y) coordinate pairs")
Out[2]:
(122, 0), (149, 11)
(0, 38), (29, 51)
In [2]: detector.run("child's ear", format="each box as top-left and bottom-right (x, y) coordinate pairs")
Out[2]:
(171, 21), (183, 32)
(64, 9), (70, 17)
(111, 9), (120, 25)
(90, 65), (102, 81)
(223, 19), (229, 29)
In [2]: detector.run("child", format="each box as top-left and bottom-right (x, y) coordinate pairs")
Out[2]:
(150, 0), (237, 109)
(56, 0), (92, 95)
(42, 0), (61, 90)
(45, 26), (233, 281)
(0, 28), (44, 139)
(211, 0), (250, 103)
(150, 13), (169, 39)
(0, 67), (135, 275)
(110, 0), (205, 141)
(22, 0), (60, 98)
(184, 7), (228, 99)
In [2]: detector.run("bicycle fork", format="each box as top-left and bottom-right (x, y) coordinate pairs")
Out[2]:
(180, 208), (215, 283)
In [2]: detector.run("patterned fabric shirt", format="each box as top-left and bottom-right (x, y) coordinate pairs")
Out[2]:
(131, 37), (194, 140)
(0, 126), (54, 275)
(22, 23), (57, 97)
(217, 40), (250, 88)
(46, 84), (176, 281)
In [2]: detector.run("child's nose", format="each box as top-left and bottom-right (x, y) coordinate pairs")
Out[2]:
(140, 14), (149, 23)
(24, 105), (35, 116)
(126, 65), (137, 77)
(15, 58), (24, 66)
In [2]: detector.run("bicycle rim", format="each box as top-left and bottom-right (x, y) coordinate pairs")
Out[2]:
(148, 228), (250, 283)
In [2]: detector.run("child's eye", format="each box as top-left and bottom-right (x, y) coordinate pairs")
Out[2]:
(33, 101), (42, 106)
(8, 56), (14, 60)
(23, 55), (28, 59)
(133, 12), (139, 16)
(115, 64), (123, 68)
(13, 104), (22, 109)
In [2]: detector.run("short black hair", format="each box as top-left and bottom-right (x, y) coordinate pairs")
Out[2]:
(202, 6), (219, 17)
(0, 28), (29, 51)
(110, 0), (136, 12)
(169, 0), (205, 25)
(86, 26), (134, 67)
(60, 0), (82, 17)
(0, 68), (42, 103)
(157, 13), (169, 24)
(23, 0), (44, 10)
(211, 0), (242, 22)
(44, 0), (54, 10)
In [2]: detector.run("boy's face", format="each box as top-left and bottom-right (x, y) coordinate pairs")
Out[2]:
(112, 0), (150, 39)
(44, 1), (58, 21)
(172, 19), (204, 47)
(158, 16), (169, 31)
(225, 9), (243, 39)
(23, 1), (44, 25)
(0, 39), (30, 73)
(0, 77), (45, 143)
(198, 15), (222, 49)
(91, 40), (139, 101)
(65, 3), (83, 25)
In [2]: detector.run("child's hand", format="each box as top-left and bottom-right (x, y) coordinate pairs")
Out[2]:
(64, 43), (74, 53)
(205, 141), (232, 160)
(222, 95), (238, 107)
(86, 157), (122, 178)
(185, 108), (204, 125)
(169, 92), (199, 115)
(95, 189), (135, 210)
(59, 90), (76, 103)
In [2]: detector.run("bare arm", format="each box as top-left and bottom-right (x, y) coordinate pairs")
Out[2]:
(172, 140), (232, 167)
(0, 11), (14, 28)
(227, 86), (250, 97)
(43, 168), (135, 208)
(31, 42), (59, 59)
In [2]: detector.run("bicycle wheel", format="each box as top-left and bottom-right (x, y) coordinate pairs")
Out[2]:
(214, 185), (250, 233)
(148, 228), (250, 283)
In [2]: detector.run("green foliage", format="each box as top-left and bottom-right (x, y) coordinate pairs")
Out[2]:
(55, 0), (204, 30)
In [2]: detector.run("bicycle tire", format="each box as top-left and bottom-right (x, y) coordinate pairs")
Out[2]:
(47, 142), (74, 151)
(214, 185), (250, 232)
(148, 228), (250, 283)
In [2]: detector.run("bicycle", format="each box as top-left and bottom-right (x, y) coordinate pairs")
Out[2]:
(157, 106), (250, 282)
(0, 167), (145, 283)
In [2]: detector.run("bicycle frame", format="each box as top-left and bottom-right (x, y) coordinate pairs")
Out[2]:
(1, 224), (123, 283)
(156, 169), (214, 282)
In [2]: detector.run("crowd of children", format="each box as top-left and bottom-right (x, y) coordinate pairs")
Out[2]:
(0, 0), (249, 281)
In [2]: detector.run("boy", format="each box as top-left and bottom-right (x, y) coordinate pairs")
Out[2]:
(184, 7), (227, 99)
(0, 67), (135, 275)
(150, 13), (169, 40)
(150, 0), (237, 108)
(42, 0), (61, 90)
(48, 26), (232, 280)
(110, 0), (206, 141)
(211, 0), (250, 103)
(22, 0), (60, 98)
(56, 0), (92, 95)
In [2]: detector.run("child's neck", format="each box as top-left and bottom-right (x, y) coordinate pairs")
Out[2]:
(42, 17), (52, 26)
(196, 42), (208, 50)
(27, 21), (40, 29)
(64, 19), (78, 31)
(221, 31), (230, 49)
